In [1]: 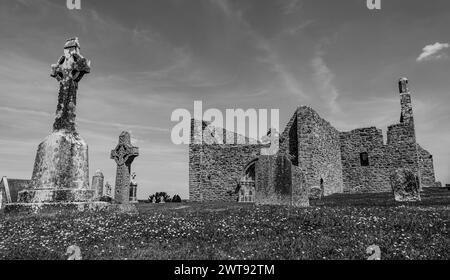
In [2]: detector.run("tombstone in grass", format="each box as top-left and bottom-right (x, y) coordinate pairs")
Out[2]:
(255, 152), (309, 207)
(0, 177), (12, 209)
(105, 182), (112, 197)
(309, 178), (325, 200)
(0, 187), (4, 210)
(129, 172), (138, 204)
(111, 131), (139, 204)
(309, 186), (323, 200)
(159, 194), (166, 204)
(390, 168), (421, 202)
(92, 170), (104, 199)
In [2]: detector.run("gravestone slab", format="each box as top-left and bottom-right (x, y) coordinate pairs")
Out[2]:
(92, 170), (104, 199)
(390, 168), (421, 202)
(0, 177), (12, 205)
(1, 177), (31, 203)
(130, 172), (138, 203)
(309, 186), (323, 200)
(105, 182), (112, 197)
(255, 153), (309, 207)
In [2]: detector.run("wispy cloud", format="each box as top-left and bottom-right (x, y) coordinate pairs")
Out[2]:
(209, 0), (235, 18)
(283, 20), (315, 35)
(257, 42), (307, 99)
(281, 0), (303, 15)
(416, 42), (450, 62)
(209, 0), (307, 100)
(0, 106), (169, 133)
(311, 51), (340, 113)
(78, 118), (169, 133)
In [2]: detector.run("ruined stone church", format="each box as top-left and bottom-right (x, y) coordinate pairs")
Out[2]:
(189, 78), (437, 202)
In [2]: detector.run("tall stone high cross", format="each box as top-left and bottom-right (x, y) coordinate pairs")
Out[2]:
(18, 37), (94, 204)
(51, 37), (91, 133)
(111, 132), (139, 204)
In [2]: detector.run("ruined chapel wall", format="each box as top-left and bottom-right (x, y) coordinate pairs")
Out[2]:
(189, 144), (262, 202)
(280, 112), (299, 166)
(417, 144), (436, 188)
(296, 107), (343, 195)
(189, 119), (263, 202)
(291, 165), (309, 207)
(339, 127), (390, 193)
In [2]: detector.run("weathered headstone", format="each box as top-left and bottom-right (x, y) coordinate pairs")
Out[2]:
(255, 153), (309, 207)
(111, 132), (139, 204)
(92, 170), (104, 199)
(0, 177), (30, 204)
(238, 180), (256, 203)
(309, 186), (323, 200)
(0, 177), (12, 205)
(390, 168), (421, 202)
(17, 37), (94, 204)
(105, 182), (112, 197)
(129, 172), (138, 203)
(0, 186), (4, 210)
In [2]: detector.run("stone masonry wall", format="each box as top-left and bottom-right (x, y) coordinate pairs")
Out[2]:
(291, 165), (309, 207)
(417, 144), (436, 188)
(296, 107), (343, 195)
(340, 127), (390, 193)
(280, 107), (343, 196)
(280, 113), (299, 166)
(190, 144), (262, 202)
(339, 125), (436, 193)
(189, 119), (264, 202)
(339, 87), (436, 193)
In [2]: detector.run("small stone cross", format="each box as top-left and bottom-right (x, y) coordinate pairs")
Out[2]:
(111, 131), (139, 204)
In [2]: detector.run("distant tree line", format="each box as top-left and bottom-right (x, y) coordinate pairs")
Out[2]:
(148, 192), (182, 203)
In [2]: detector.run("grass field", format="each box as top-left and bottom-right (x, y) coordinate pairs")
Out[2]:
(0, 188), (449, 260)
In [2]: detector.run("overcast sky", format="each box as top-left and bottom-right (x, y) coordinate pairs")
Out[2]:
(0, 0), (449, 199)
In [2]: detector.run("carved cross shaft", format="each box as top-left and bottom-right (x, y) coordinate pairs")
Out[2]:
(111, 131), (139, 204)
(51, 38), (91, 84)
(51, 37), (91, 133)
(111, 132), (139, 166)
